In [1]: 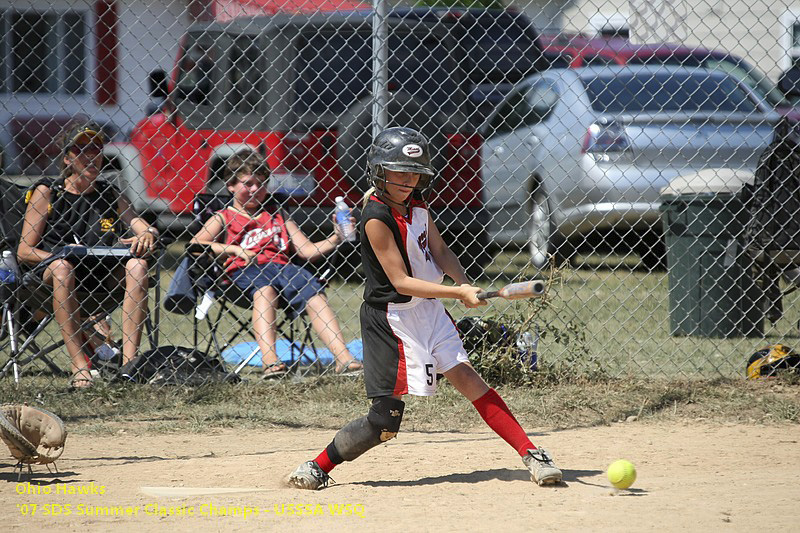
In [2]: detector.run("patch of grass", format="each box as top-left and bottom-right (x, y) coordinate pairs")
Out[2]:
(480, 251), (800, 379)
(4, 242), (800, 436)
(2, 376), (797, 436)
(7, 243), (800, 389)
(465, 270), (607, 386)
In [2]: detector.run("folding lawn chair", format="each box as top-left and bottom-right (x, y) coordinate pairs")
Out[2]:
(165, 193), (334, 379)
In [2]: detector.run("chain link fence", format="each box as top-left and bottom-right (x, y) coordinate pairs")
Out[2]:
(1, 0), (799, 391)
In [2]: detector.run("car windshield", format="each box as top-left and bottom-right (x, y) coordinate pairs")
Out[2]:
(294, 29), (462, 116)
(465, 13), (539, 79)
(702, 59), (789, 108)
(582, 71), (759, 114)
(624, 54), (789, 109)
(388, 10), (541, 85)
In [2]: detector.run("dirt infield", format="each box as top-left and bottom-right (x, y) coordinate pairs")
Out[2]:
(1, 421), (797, 532)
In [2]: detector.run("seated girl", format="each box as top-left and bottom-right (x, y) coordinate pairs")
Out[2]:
(190, 151), (362, 378)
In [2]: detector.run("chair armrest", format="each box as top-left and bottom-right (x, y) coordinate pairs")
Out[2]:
(317, 266), (332, 287)
(59, 246), (132, 259)
(184, 242), (222, 274)
(186, 243), (215, 256)
(155, 234), (175, 247)
(183, 243), (227, 296)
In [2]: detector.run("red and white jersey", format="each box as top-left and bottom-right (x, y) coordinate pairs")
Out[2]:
(219, 207), (290, 272)
(360, 196), (443, 310)
(401, 200), (444, 288)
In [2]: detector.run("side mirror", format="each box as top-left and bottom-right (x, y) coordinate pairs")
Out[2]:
(148, 69), (169, 99)
(778, 66), (800, 99)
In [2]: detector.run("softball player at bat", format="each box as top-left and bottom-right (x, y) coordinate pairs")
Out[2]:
(286, 127), (562, 489)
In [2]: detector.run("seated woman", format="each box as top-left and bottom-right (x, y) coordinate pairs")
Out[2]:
(17, 123), (159, 389)
(190, 150), (362, 378)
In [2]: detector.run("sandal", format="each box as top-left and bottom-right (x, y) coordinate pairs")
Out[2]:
(334, 358), (363, 376)
(261, 362), (288, 380)
(69, 368), (95, 390)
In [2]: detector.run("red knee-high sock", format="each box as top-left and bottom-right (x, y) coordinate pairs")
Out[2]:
(314, 448), (336, 473)
(314, 439), (346, 474)
(472, 388), (535, 457)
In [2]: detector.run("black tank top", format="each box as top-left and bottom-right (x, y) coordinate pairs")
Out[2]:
(360, 196), (414, 308)
(33, 178), (120, 252)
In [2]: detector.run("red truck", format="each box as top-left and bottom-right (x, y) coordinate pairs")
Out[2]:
(104, 12), (490, 275)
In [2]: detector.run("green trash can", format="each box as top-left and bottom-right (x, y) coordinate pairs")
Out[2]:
(660, 169), (763, 338)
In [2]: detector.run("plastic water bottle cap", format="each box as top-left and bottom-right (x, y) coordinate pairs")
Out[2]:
(335, 196), (344, 203)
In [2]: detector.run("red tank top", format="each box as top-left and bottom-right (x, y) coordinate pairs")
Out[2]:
(219, 207), (290, 272)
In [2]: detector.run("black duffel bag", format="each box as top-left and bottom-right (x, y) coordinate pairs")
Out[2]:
(117, 346), (239, 386)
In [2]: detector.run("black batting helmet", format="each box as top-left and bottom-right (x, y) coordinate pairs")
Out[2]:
(367, 127), (435, 194)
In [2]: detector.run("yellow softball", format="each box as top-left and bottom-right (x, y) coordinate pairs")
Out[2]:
(607, 459), (636, 489)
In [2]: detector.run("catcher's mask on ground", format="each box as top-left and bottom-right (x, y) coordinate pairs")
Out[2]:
(746, 344), (800, 379)
(367, 127), (435, 197)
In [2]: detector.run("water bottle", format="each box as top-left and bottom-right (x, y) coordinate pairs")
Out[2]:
(95, 343), (120, 362)
(0, 250), (19, 284)
(516, 327), (539, 371)
(334, 196), (356, 242)
(93, 316), (120, 361)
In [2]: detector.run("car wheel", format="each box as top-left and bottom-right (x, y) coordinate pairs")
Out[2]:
(528, 188), (554, 269)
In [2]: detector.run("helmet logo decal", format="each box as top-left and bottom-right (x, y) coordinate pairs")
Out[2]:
(402, 144), (423, 158)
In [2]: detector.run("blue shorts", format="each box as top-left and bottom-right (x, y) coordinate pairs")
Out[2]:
(231, 262), (323, 318)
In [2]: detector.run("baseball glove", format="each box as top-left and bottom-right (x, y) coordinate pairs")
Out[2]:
(0, 405), (67, 465)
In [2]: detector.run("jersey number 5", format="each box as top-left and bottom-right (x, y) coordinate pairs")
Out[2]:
(425, 364), (434, 386)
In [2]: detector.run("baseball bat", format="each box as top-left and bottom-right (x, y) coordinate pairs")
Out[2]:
(476, 280), (546, 301)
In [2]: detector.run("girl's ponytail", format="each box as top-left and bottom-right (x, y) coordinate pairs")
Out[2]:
(361, 186), (376, 208)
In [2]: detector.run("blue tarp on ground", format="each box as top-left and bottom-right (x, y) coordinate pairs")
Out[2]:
(221, 339), (363, 367)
